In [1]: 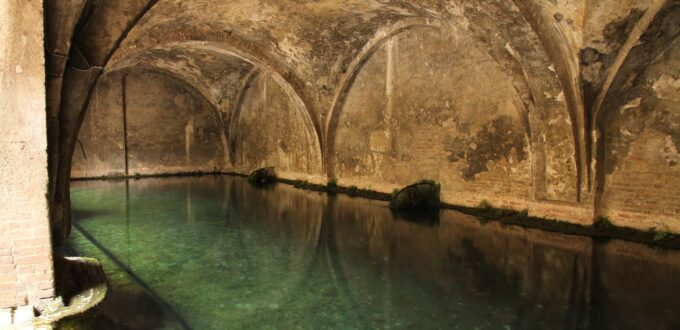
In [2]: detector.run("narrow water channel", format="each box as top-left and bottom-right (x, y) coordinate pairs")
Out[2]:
(58, 176), (680, 329)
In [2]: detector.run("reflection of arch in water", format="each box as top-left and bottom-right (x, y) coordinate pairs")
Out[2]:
(284, 196), (367, 327)
(220, 178), (325, 321)
(325, 198), (598, 328)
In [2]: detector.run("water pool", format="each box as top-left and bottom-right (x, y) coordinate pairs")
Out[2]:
(58, 176), (680, 329)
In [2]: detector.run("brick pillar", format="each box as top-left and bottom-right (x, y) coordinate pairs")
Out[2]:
(0, 0), (55, 310)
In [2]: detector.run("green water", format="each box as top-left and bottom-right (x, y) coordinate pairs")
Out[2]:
(58, 176), (680, 329)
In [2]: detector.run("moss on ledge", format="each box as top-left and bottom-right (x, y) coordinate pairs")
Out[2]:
(277, 178), (392, 201)
(277, 178), (680, 250)
(72, 170), (225, 182)
(247, 167), (277, 185)
(388, 180), (441, 210)
(444, 203), (680, 250)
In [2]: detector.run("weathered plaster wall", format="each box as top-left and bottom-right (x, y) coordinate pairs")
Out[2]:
(334, 27), (532, 210)
(0, 0), (54, 310)
(72, 70), (226, 178)
(71, 72), (125, 178)
(232, 73), (323, 180)
(599, 4), (680, 232)
(126, 71), (225, 175)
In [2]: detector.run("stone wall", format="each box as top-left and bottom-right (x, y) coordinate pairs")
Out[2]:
(333, 27), (533, 210)
(61, 0), (680, 234)
(71, 72), (125, 178)
(0, 0), (54, 311)
(599, 7), (680, 232)
(72, 70), (226, 178)
(231, 72), (323, 180)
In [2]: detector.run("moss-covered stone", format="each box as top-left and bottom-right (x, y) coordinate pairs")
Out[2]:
(389, 180), (441, 210)
(347, 185), (359, 197)
(247, 167), (277, 185)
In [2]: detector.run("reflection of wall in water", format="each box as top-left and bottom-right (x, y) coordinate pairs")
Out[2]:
(326, 194), (680, 329)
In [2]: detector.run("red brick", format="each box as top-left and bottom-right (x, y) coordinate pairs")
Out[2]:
(33, 245), (51, 255)
(0, 256), (13, 265)
(37, 280), (53, 291)
(0, 283), (17, 291)
(12, 238), (48, 248)
(15, 264), (35, 274)
(0, 274), (15, 283)
(12, 246), (36, 257)
(14, 255), (48, 266)
(33, 263), (51, 274)
(21, 273), (52, 283)
(9, 228), (33, 238)
(37, 288), (54, 299)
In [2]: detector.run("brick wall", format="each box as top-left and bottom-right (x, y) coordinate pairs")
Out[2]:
(602, 171), (680, 232)
(72, 70), (229, 178)
(333, 27), (537, 212)
(0, 0), (55, 309)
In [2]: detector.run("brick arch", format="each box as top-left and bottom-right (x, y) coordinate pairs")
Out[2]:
(324, 18), (444, 179)
(326, 25), (534, 197)
(228, 68), (261, 166)
(323, 15), (568, 205)
(229, 71), (325, 176)
(444, 0), (581, 204)
(105, 64), (221, 110)
(590, 1), (672, 130)
(52, 33), (322, 244)
(108, 41), (325, 171)
(590, 0), (677, 195)
(49, 0), (163, 245)
(593, 2), (680, 221)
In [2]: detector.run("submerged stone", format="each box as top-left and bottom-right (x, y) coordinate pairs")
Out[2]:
(248, 167), (277, 185)
(389, 180), (441, 210)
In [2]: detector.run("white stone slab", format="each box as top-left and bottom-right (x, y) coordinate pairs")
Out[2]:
(0, 308), (12, 327)
(13, 305), (36, 325)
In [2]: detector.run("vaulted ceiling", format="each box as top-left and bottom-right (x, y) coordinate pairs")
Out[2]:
(44, 0), (680, 244)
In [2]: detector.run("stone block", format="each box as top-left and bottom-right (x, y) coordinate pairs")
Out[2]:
(13, 305), (36, 325)
(0, 308), (12, 327)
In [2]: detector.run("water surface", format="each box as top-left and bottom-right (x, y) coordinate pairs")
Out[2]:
(59, 176), (680, 329)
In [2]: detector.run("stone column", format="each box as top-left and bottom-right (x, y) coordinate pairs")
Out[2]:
(0, 0), (55, 313)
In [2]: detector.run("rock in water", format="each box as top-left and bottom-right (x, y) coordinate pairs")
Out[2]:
(248, 167), (277, 185)
(389, 181), (441, 210)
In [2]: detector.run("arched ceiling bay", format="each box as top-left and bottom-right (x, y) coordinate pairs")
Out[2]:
(107, 44), (256, 108)
(111, 0), (418, 83)
(104, 0), (579, 119)
(61, 0), (672, 124)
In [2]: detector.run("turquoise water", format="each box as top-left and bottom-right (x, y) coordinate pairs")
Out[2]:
(58, 176), (680, 329)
